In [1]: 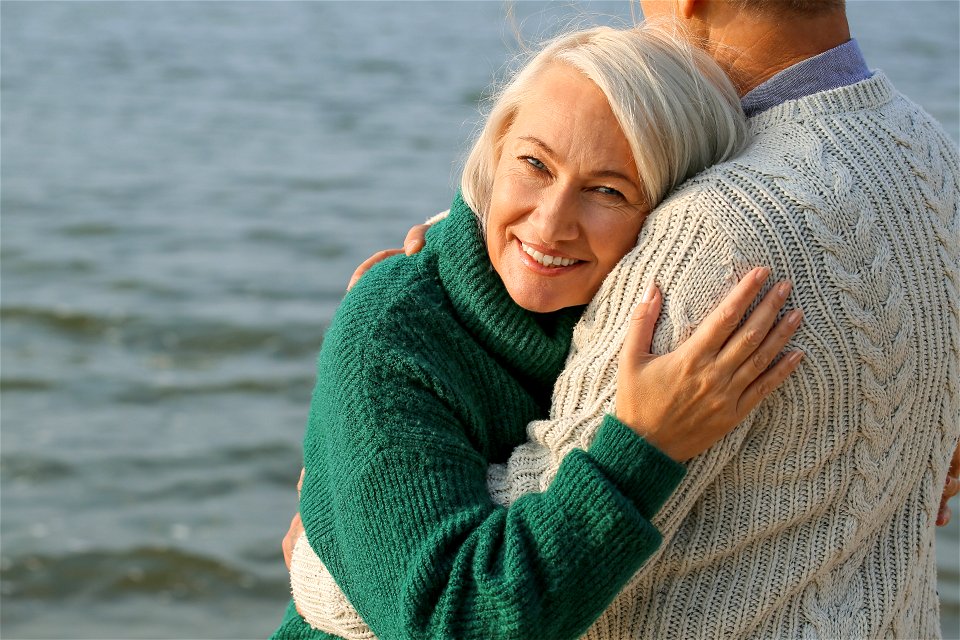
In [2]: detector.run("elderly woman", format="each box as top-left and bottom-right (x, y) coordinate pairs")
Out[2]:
(273, 24), (803, 640)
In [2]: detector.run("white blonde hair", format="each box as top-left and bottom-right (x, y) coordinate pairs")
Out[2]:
(461, 21), (747, 222)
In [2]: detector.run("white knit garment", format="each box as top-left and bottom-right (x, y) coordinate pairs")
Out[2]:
(291, 73), (960, 639)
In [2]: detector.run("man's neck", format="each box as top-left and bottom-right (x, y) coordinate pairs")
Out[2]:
(689, 7), (851, 96)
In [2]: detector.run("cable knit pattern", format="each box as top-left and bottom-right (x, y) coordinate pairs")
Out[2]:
(506, 72), (958, 639)
(286, 73), (959, 639)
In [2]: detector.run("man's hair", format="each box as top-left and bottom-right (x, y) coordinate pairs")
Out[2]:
(460, 21), (748, 226)
(732, 0), (845, 16)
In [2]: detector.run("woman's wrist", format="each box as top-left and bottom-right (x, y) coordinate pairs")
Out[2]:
(587, 414), (686, 520)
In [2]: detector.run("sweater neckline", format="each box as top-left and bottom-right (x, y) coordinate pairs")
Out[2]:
(748, 71), (895, 136)
(427, 193), (582, 392)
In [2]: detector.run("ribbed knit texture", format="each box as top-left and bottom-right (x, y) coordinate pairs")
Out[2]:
(486, 72), (958, 639)
(275, 194), (686, 640)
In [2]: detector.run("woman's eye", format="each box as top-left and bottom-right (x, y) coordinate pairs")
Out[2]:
(522, 156), (547, 171)
(594, 186), (624, 198)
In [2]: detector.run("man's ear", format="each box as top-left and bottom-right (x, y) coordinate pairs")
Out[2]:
(678, 0), (698, 20)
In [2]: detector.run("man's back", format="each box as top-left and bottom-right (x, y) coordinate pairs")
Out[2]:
(490, 72), (959, 638)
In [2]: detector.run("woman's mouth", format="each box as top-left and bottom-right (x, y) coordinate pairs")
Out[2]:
(520, 242), (581, 268)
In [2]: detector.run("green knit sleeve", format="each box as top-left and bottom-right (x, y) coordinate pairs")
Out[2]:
(321, 432), (682, 640)
(299, 338), (685, 640)
(270, 600), (339, 640)
(585, 414), (686, 520)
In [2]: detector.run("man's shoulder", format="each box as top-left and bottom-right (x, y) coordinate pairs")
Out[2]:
(648, 144), (793, 226)
(661, 81), (958, 216)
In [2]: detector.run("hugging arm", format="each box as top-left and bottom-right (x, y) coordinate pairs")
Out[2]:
(382, 218), (960, 527)
(296, 305), (687, 640)
(482, 183), (809, 627)
(285, 251), (801, 639)
(344, 214), (443, 291)
(940, 445), (960, 526)
(295, 258), (804, 638)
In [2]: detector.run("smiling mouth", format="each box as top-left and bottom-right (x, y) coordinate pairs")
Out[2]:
(520, 242), (581, 268)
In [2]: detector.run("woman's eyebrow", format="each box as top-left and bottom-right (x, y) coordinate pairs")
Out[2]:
(517, 135), (637, 185)
(590, 169), (636, 184)
(518, 135), (556, 157)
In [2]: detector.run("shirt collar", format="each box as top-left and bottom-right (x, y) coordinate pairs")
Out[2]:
(741, 38), (872, 118)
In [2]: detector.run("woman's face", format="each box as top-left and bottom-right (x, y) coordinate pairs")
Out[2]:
(486, 63), (648, 313)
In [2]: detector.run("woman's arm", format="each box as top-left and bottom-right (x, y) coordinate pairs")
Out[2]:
(291, 264), (798, 640)
(295, 292), (682, 640)
(355, 217), (960, 522)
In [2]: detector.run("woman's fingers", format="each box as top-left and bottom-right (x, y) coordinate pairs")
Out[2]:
(726, 278), (804, 415)
(622, 282), (662, 363)
(686, 267), (802, 396)
(719, 306), (803, 400)
(940, 446), (960, 526)
(688, 267), (772, 354)
(614, 270), (805, 463)
(938, 504), (952, 527)
(736, 350), (804, 418)
(749, 308), (803, 381)
(720, 279), (793, 369)
(614, 283), (664, 447)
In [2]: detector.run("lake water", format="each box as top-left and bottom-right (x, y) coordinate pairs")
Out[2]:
(2, 2), (958, 638)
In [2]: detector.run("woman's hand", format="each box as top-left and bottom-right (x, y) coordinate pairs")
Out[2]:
(616, 267), (804, 462)
(938, 443), (960, 526)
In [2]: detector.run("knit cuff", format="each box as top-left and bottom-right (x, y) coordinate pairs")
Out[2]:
(586, 414), (686, 520)
(269, 599), (337, 640)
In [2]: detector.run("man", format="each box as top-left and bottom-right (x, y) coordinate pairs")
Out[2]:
(286, 0), (960, 636)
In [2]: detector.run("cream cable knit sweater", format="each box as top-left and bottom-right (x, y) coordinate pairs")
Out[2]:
(291, 72), (959, 639)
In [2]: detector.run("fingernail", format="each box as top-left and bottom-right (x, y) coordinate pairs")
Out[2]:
(641, 281), (656, 303)
(777, 281), (792, 299)
(787, 309), (803, 326)
(755, 267), (771, 283)
(788, 351), (804, 365)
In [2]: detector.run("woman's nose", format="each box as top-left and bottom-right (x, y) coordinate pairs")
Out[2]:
(529, 185), (579, 243)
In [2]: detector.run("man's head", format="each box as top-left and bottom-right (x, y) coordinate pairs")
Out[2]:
(640, 0), (844, 20)
(725, 0), (844, 15)
(639, 0), (850, 95)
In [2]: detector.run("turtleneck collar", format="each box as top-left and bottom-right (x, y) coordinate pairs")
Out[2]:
(426, 193), (583, 395)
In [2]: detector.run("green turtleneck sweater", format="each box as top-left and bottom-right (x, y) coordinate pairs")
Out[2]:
(273, 194), (685, 640)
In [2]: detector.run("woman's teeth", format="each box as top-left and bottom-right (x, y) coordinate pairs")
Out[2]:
(520, 242), (578, 267)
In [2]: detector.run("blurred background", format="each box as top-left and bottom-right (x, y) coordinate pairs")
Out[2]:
(1, 1), (957, 638)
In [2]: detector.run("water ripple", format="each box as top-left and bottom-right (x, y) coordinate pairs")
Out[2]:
(0, 547), (286, 600)
(1, 305), (326, 357)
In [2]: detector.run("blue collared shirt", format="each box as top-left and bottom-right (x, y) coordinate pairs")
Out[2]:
(740, 39), (872, 117)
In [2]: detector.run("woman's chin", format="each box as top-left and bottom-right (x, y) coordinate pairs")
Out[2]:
(507, 288), (583, 313)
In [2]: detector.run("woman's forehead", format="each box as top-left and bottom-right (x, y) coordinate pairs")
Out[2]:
(506, 63), (635, 170)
